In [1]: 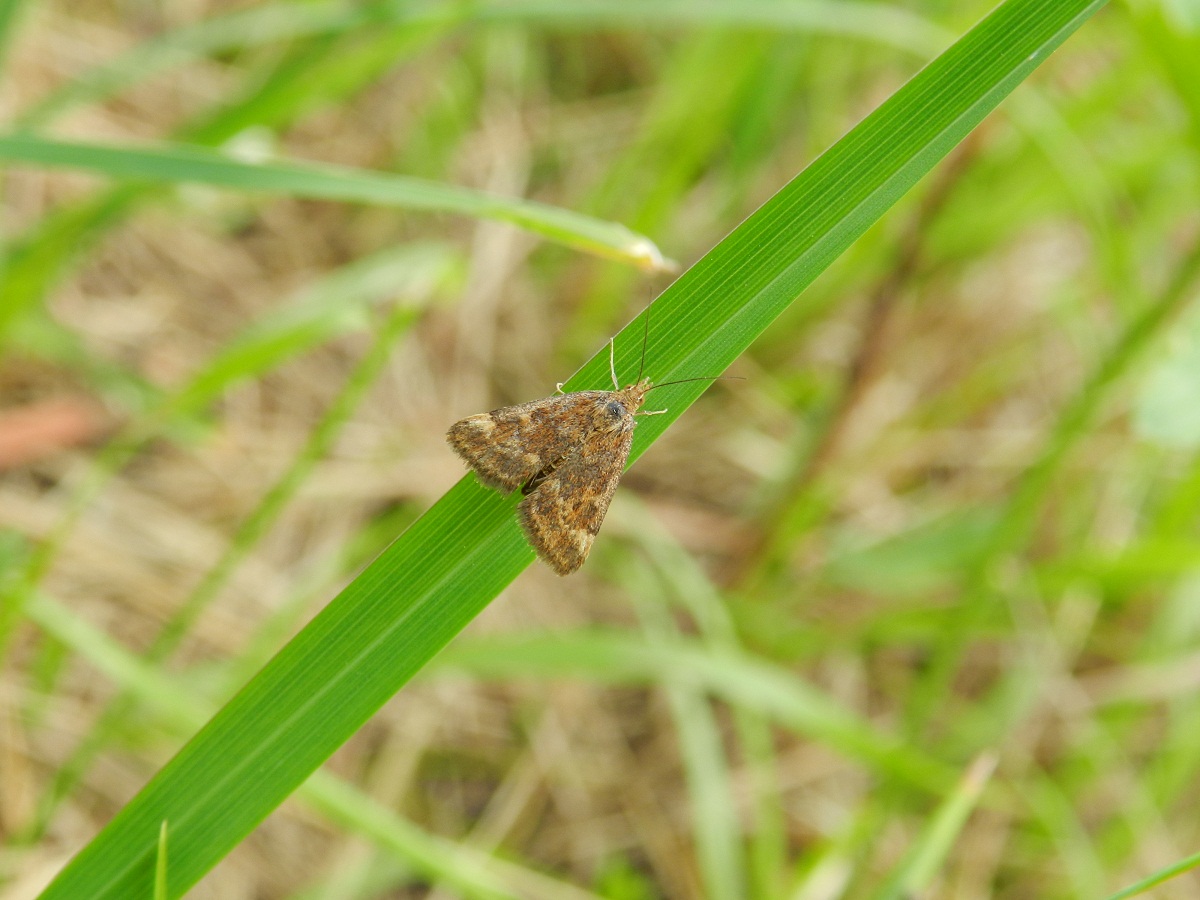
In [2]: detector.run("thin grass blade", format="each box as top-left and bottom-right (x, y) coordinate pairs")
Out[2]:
(0, 135), (669, 271)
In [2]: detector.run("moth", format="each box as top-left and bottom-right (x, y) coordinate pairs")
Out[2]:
(447, 326), (723, 575)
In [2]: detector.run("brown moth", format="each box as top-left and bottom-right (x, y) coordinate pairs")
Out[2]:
(447, 326), (722, 575)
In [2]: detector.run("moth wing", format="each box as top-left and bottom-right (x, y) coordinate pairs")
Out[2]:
(517, 426), (634, 575)
(447, 393), (603, 492)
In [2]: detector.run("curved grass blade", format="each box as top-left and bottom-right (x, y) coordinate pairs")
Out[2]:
(0, 135), (668, 271)
(0, 20), (454, 341)
(37, 0), (1108, 896)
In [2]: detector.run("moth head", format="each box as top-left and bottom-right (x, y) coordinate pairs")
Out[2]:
(605, 398), (627, 420)
(597, 392), (636, 432)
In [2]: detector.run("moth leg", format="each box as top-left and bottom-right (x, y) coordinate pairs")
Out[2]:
(639, 408), (668, 416)
(555, 383), (565, 394)
(609, 338), (619, 390)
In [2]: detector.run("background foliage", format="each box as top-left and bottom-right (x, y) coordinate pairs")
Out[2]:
(2, 0), (1200, 898)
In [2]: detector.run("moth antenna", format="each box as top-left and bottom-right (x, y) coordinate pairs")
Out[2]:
(645, 374), (745, 393)
(608, 339), (619, 391)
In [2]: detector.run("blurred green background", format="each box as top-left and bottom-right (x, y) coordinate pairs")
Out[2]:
(3, 0), (1200, 898)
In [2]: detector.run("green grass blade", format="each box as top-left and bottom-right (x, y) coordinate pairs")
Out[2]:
(0, 21), (448, 341)
(17, 0), (949, 136)
(0, 243), (450, 666)
(163, 243), (459, 423)
(1103, 849), (1200, 900)
(637, 524), (789, 897)
(36, 0), (1107, 895)
(154, 821), (168, 900)
(619, 562), (747, 900)
(433, 630), (951, 788)
(25, 265), (445, 839)
(25, 593), (600, 900)
(301, 773), (604, 900)
(477, 0), (949, 55)
(13, 2), (378, 130)
(904, 238), (1200, 731)
(39, 479), (530, 899)
(0, 0), (26, 73)
(665, 687), (743, 899)
(0, 135), (667, 270)
(876, 753), (998, 900)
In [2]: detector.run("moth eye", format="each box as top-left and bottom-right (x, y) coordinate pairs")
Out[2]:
(605, 400), (625, 419)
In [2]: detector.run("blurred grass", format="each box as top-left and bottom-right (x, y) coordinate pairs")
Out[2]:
(24, 594), (608, 900)
(4, 0), (1200, 898)
(22, 244), (456, 839)
(33, 0), (1107, 895)
(0, 135), (670, 269)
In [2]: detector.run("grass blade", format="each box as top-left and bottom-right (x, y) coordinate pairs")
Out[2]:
(0, 135), (668, 271)
(153, 822), (168, 900)
(619, 560), (748, 900)
(16, 0), (950, 136)
(877, 753), (999, 900)
(1104, 849), (1200, 900)
(0, 20), (451, 340)
(479, 0), (949, 54)
(26, 593), (601, 900)
(433, 630), (951, 789)
(0, 0), (25, 73)
(24, 258), (448, 839)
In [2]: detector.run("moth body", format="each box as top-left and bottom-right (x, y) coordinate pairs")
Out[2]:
(447, 380), (651, 575)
